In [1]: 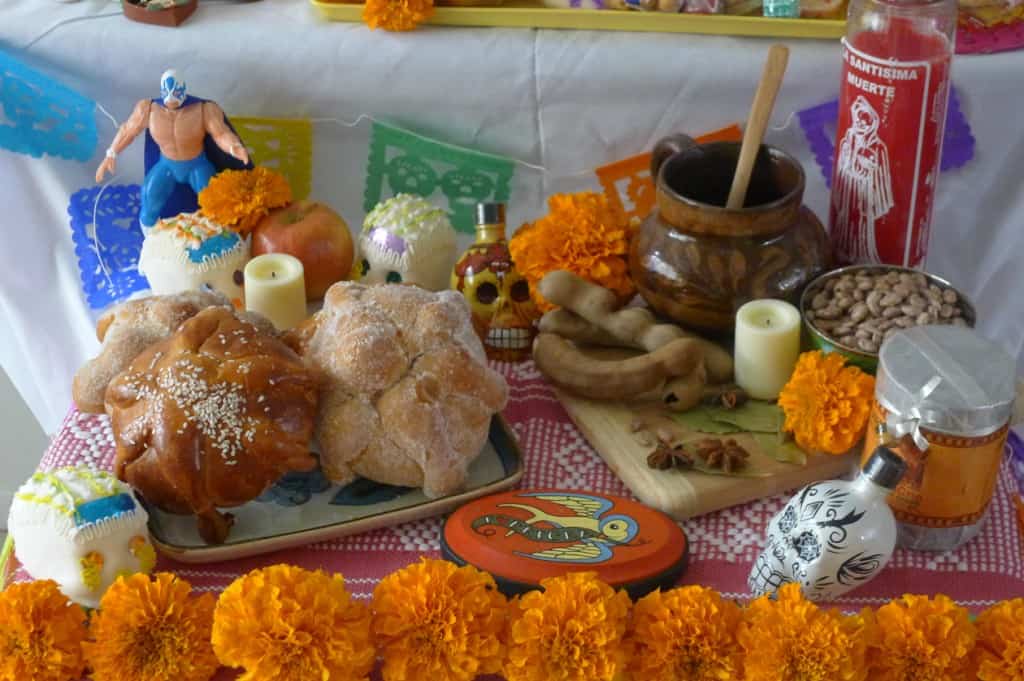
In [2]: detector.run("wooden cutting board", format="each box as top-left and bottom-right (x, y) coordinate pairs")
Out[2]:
(554, 389), (858, 520)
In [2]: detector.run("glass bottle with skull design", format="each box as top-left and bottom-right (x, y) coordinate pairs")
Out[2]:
(451, 203), (538, 362)
(748, 445), (906, 602)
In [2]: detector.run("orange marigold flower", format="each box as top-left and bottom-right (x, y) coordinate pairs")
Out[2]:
(625, 585), (742, 681)
(975, 598), (1024, 681)
(372, 557), (507, 681)
(198, 166), (293, 235)
(509, 192), (635, 312)
(363, 0), (434, 31)
(866, 593), (975, 681)
(737, 582), (869, 681)
(0, 580), (87, 681)
(777, 350), (875, 454)
(505, 571), (631, 681)
(212, 564), (374, 681)
(83, 572), (218, 681)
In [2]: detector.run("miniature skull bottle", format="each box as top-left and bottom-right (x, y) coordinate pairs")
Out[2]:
(451, 203), (538, 361)
(748, 446), (906, 602)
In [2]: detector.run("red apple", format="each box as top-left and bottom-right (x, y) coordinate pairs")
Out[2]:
(252, 201), (355, 301)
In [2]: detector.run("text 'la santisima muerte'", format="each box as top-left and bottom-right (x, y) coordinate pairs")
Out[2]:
(844, 48), (920, 99)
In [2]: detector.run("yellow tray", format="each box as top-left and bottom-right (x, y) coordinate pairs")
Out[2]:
(311, 0), (846, 39)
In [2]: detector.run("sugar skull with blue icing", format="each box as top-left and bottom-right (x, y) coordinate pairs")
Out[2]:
(355, 194), (457, 292)
(7, 467), (155, 608)
(138, 211), (249, 306)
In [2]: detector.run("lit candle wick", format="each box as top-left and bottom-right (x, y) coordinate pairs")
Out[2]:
(271, 271), (277, 279)
(765, 318), (772, 327)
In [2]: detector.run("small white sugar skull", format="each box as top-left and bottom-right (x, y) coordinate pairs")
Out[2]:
(355, 194), (457, 292)
(748, 481), (894, 602)
(139, 212), (249, 307)
(8, 467), (156, 608)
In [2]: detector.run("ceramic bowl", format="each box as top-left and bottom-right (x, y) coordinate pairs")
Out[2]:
(800, 265), (976, 374)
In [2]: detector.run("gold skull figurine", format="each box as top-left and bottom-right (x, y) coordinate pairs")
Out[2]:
(452, 240), (538, 361)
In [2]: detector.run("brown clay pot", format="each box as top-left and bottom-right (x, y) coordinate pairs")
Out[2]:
(121, 0), (198, 26)
(629, 134), (829, 333)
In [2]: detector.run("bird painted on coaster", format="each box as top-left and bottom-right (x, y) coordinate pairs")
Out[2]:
(496, 493), (640, 564)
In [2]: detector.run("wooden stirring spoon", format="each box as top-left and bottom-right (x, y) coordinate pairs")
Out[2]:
(726, 44), (790, 210)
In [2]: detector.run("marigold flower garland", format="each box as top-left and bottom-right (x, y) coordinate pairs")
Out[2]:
(197, 165), (293, 236)
(867, 593), (976, 681)
(625, 585), (743, 681)
(83, 573), (218, 681)
(7, 559), (1024, 681)
(737, 582), (869, 681)
(975, 598), (1024, 681)
(778, 350), (876, 454)
(505, 571), (632, 681)
(212, 564), (374, 681)
(509, 192), (635, 312)
(0, 580), (87, 681)
(372, 557), (507, 681)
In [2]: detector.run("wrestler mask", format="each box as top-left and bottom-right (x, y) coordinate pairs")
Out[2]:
(453, 242), (537, 362)
(160, 69), (187, 109)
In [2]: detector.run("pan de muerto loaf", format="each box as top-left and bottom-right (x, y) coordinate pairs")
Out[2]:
(291, 282), (508, 498)
(105, 306), (319, 544)
(73, 290), (276, 413)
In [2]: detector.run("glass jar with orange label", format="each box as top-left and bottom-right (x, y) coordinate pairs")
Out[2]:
(862, 325), (1016, 551)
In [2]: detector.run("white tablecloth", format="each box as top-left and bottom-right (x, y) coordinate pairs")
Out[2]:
(1, 0), (1023, 435)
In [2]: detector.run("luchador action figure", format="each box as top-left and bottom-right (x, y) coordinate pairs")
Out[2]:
(95, 69), (251, 229)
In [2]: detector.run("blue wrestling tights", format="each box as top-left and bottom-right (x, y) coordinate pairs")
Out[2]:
(140, 152), (216, 228)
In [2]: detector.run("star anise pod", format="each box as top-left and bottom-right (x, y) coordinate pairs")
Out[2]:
(692, 438), (750, 473)
(646, 441), (694, 471)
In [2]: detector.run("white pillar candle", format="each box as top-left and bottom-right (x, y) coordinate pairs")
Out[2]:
(734, 299), (802, 401)
(244, 254), (307, 331)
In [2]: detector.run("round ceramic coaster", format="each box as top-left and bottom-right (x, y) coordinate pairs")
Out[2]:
(441, 489), (688, 599)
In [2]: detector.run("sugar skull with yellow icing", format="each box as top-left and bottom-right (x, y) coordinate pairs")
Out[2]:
(452, 240), (538, 361)
(7, 467), (154, 608)
(354, 194), (457, 292)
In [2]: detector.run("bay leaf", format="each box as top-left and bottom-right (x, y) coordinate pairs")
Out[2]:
(669, 407), (742, 434)
(704, 400), (783, 433)
(752, 432), (808, 465)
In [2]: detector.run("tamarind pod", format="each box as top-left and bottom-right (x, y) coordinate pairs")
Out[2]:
(532, 333), (702, 400)
(536, 268), (737, 378)
(539, 304), (735, 384)
(538, 309), (624, 347)
(539, 270), (619, 315)
(661, 362), (708, 412)
(540, 272), (668, 349)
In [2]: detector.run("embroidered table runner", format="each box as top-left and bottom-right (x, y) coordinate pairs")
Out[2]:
(15, 361), (1024, 612)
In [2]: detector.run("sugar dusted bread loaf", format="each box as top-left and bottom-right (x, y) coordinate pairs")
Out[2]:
(291, 282), (508, 498)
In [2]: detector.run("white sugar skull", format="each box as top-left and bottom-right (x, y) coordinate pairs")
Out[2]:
(139, 212), (249, 307)
(355, 194), (457, 292)
(748, 452), (902, 602)
(8, 467), (156, 608)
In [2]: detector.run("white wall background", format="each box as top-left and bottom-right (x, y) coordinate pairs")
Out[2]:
(0, 368), (48, 530)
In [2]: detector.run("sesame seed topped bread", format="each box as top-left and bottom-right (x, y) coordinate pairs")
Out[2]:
(105, 306), (319, 544)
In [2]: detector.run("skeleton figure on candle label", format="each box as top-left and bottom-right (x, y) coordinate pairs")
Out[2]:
(832, 96), (894, 264)
(95, 69), (251, 230)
